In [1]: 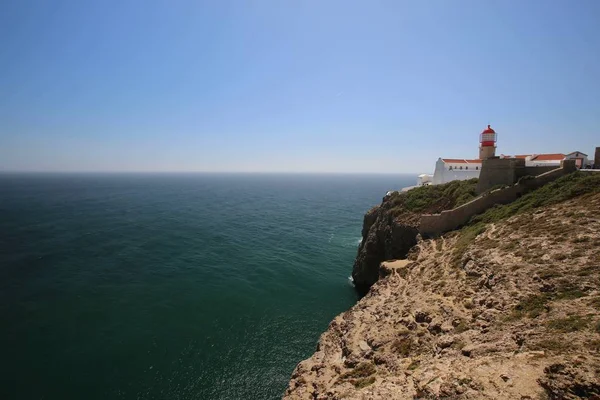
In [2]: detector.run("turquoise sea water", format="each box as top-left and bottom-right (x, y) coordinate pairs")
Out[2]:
(0, 173), (415, 400)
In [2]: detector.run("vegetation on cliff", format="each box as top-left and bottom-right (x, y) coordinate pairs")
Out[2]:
(387, 178), (479, 220)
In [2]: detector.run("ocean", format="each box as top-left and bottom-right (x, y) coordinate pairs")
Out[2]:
(0, 173), (415, 400)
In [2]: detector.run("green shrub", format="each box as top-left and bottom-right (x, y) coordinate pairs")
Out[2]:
(391, 337), (413, 357)
(547, 316), (589, 332)
(533, 339), (572, 352)
(340, 362), (376, 379)
(354, 376), (376, 389)
(555, 282), (586, 300)
(388, 178), (478, 217)
(511, 294), (551, 319)
(407, 359), (420, 370)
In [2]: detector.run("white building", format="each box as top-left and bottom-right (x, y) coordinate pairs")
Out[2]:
(432, 158), (482, 185)
(500, 152), (590, 168)
(565, 151), (589, 169)
(417, 174), (433, 186)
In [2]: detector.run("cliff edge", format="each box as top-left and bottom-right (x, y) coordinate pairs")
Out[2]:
(352, 179), (479, 293)
(286, 172), (600, 399)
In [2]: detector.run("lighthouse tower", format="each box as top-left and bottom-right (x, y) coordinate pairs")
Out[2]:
(479, 124), (497, 160)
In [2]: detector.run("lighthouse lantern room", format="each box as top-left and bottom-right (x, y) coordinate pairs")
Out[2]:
(479, 124), (497, 160)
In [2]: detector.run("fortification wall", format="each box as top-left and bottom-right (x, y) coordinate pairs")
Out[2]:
(523, 165), (556, 177)
(520, 163), (575, 188)
(420, 160), (576, 237)
(420, 186), (520, 237)
(476, 158), (525, 193)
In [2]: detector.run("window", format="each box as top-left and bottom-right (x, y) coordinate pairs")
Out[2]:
(476, 166), (479, 170)
(466, 166), (469, 170)
(459, 166), (463, 170)
(449, 166), (453, 170)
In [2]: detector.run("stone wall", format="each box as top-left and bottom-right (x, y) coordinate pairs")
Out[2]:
(523, 165), (557, 177)
(420, 186), (519, 237)
(476, 157), (524, 193)
(420, 160), (576, 237)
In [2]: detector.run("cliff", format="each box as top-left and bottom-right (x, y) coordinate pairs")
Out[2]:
(352, 179), (478, 293)
(285, 172), (600, 399)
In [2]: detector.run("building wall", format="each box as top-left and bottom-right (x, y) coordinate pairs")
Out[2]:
(565, 153), (589, 169)
(595, 147), (600, 169)
(433, 159), (481, 185)
(420, 160), (577, 237)
(432, 159), (445, 185)
(417, 174), (433, 186)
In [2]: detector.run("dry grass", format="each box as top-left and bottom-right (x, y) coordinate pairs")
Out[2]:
(454, 319), (470, 333)
(391, 337), (413, 357)
(340, 362), (376, 379)
(588, 339), (600, 352)
(407, 359), (420, 370)
(511, 294), (551, 319)
(353, 376), (376, 389)
(533, 339), (573, 352)
(338, 362), (377, 389)
(589, 297), (600, 310)
(577, 265), (598, 277)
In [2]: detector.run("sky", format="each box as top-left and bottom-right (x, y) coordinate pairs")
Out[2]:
(1, 0), (599, 173)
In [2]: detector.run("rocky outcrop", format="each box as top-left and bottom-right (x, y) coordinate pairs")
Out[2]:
(351, 196), (418, 293)
(351, 179), (482, 293)
(285, 192), (600, 399)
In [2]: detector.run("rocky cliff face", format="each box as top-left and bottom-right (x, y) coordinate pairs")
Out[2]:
(351, 195), (419, 293)
(285, 183), (600, 399)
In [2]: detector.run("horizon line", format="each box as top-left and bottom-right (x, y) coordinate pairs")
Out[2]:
(0, 170), (423, 175)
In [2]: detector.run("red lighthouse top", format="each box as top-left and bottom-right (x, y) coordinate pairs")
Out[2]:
(480, 124), (497, 147)
(482, 125), (495, 134)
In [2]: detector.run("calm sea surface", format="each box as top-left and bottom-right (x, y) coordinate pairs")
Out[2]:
(0, 173), (415, 400)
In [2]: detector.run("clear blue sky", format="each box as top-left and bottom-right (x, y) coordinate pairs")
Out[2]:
(1, 0), (599, 173)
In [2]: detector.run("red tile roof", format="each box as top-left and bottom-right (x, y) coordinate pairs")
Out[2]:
(531, 153), (565, 161)
(441, 159), (482, 164)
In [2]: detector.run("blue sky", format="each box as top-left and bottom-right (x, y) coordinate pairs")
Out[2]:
(1, 0), (599, 173)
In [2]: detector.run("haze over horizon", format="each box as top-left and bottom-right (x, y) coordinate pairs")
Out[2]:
(2, 0), (599, 173)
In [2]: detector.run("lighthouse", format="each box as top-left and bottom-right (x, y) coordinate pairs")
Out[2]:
(479, 124), (497, 160)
